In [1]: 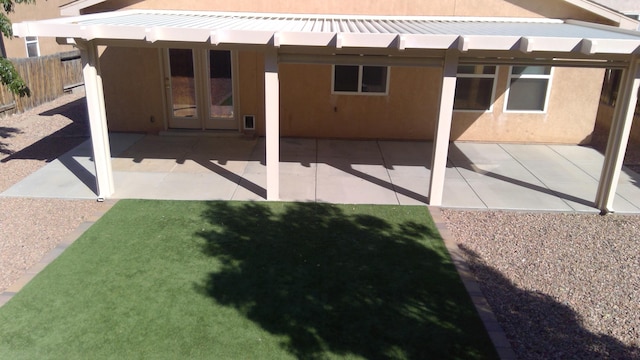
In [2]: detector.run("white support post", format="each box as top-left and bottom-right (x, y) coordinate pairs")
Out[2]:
(428, 51), (459, 206)
(596, 57), (640, 213)
(78, 40), (114, 200)
(264, 48), (280, 200)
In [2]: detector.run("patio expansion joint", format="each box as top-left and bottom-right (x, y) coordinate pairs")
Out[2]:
(376, 140), (401, 205)
(429, 206), (517, 360)
(446, 149), (489, 209)
(548, 145), (640, 212)
(314, 138), (319, 202)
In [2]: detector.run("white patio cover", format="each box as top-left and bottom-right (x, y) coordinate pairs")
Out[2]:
(12, 10), (640, 54)
(11, 10), (640, 212)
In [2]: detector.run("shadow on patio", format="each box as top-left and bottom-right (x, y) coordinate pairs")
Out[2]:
(4, 132), (640, 213)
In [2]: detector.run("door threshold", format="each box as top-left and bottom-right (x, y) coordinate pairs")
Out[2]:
(160, 129), (244, 138)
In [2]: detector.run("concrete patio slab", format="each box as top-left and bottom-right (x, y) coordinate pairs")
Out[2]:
(4, 133), (640, 213)
(465, 178), (575, 211)
(442, 179), (487, 208)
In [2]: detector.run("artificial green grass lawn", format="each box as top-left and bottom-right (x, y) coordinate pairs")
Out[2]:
(0, 200), (498, 359)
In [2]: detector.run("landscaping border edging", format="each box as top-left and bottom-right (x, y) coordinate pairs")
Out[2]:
(429, 206), (517, 360)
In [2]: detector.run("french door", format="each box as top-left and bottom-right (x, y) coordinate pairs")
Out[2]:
(166, 48), (236, 130)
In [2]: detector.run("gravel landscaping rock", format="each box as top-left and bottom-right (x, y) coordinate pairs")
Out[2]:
(442, 210), (640, 359)
(0, 91), (106, 293)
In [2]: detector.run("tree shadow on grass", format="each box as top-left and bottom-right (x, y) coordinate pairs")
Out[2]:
(458, 245), (640, 360)
(196, 202), (498, 359)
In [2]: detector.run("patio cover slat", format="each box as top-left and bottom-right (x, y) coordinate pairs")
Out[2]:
(12, 9), (640, 54)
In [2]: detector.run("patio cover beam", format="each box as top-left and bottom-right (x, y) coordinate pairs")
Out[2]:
(265, 48), (280, 201)
(428, 51), (458, 206)
(596, 56), (640, 213)
(77, 39), (114, 200)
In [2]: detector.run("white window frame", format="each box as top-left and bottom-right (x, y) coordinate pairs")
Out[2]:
(25, 36), (40, 57)
(331, 64), (390, 96)
(453, 65), (498, 113)
(504, 66), (553, 114)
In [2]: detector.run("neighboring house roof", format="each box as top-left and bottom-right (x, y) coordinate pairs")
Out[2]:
(60, 0), (106, 16)
(58, 0), (640, 29)
(564, 0), (639, 28)
(591, 0), (640, 14)
(14, 10), (640, 56)
(591, 0), (640, 29)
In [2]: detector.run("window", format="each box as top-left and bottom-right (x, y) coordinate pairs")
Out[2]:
(332, 65), (389, 94)
(505, 66), (552, 112)
(454, 65), (497, 111)
(25, 36), (40, 58)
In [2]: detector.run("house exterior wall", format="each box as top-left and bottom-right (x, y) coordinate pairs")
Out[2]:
(5, 0), (74, 57)
(452, 67), (605, 143)
(99, 46), (165, 133)
(93, 0), (615, 143)
(278, 64), (440, 140)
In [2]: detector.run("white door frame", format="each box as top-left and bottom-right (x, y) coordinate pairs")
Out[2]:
(164, 48), (239, 130)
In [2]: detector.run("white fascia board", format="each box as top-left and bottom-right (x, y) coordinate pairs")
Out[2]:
(13, 21), (87, 39)
(520, 36), (583, 52)
(145, 27), (211, 43)
(211, 30), (275, 45)
(459, 35), (521, 51)
(581, 38), (640, 54)
(86, 25), (147, 41)
(401, 34), (459, 50)
(338, 33), (398, 48)
(275, 32), (336, 47)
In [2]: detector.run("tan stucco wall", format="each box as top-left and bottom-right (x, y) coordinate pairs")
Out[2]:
(237, 51), (265, 135)
(86, 0), (615, 25)
(277, 64), (440, 139)
(99, 46), (165, 133)
(5, 0), (74, 57)
(101, 45), (604, 143)
(452, 67), (605, 144)
(91, 0), (613, 143)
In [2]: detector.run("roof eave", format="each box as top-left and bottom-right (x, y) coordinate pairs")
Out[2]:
(562, 0), (640, 29)
(60, 0), (107, 16)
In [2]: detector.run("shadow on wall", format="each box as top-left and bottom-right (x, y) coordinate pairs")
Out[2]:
(1, 97), (89, 163)
(195, 202), (498, 359)
(458, 245), (640, 360)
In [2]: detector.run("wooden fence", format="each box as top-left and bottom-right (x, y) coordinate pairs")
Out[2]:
(0, 50), (83, 116)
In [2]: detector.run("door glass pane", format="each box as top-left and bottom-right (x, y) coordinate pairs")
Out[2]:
(169, 49), (197, 118)
(209, 50), (233, 118)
